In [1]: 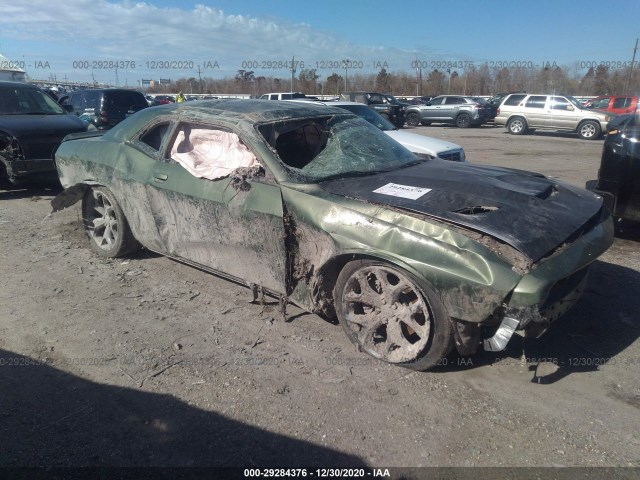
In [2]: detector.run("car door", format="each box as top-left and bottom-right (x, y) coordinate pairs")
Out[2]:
(619, 118), (640, 220)
(547, 96), (580, 130)
(422, 96), (446, 120)
(611, 97), (635, 115)
(442, 96), (465, 121)
(146, 120), (287, 294)
(522, 95), (548, 128)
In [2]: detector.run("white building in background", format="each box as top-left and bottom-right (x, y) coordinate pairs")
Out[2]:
(0, 54), (27, 82)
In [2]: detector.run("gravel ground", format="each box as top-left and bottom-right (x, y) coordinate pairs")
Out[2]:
(0, 124), (639, 473)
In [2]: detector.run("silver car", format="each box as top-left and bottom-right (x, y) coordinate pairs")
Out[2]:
(494, 93), (612, 140)
(405, 95), (495, 128)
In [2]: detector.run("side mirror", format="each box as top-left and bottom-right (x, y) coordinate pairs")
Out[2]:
(566, 105), (574, 111)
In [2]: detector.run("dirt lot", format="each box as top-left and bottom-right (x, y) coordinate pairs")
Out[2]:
(1, 125), (639, 471)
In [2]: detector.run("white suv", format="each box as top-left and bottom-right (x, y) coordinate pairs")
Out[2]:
(495, 93), (611, 140)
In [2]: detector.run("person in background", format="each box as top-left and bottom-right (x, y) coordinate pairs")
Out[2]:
(176, 92), (186, 103)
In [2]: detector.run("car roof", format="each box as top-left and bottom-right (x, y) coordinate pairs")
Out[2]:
(0, 81), (39, 89)
(144, 99), (350, 122)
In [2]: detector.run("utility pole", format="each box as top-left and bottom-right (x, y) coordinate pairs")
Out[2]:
(625, 38), (638, 93)
(197, 65), (203, 93)
(343, 60), (349, 92)
(290, 55), (296, 92)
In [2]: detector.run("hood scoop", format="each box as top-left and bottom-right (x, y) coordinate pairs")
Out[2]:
(453, 205), (499, 215)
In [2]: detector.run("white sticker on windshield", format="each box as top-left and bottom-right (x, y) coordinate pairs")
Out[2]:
(373, 183), (431, 200)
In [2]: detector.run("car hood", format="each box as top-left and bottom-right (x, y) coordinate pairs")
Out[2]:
(0, 114), (86, 138)
(384, 130), (463, 157)
(319, 160), (603, 262)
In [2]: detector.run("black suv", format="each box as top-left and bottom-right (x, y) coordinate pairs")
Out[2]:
(59, 89), (148, 130)
(0, 81), (87, 185)
(587, 114), (640, 224)
(339, 92), (407, 128)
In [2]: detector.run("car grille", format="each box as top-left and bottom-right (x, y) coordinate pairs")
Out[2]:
(438, 149), (464, 162)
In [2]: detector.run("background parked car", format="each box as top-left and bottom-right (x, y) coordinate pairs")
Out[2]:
(587, 114), (640, 223)
(405, 95), (495, 128)
(0, 81), (88, 185)
(259, 92), (307, 100)
(59, 89), (148, 130)
(149, 95), (175, 105)
(339, 91), (407, 128)
(495, 93), (612, 140)
(583, 95), (639, 115)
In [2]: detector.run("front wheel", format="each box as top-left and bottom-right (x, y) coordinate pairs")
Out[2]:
(405, 112), (421, 127)
(82, 187), (140, 258)
(578, 120), (601, 140)
(455, 113), (471, 128)
(334, 260), (454, 370)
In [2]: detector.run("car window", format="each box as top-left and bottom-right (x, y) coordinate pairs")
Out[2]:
(503, 94), (526, 106)
(337, 104), (395, 131)
(428, 97), (445, 105)
(525, 96), (547, 109)
(550, 96), (572, 110)
(258, 115), (418, 183)
(444, 97), (463, 105)
(353, 94), (367, 104)
(70, 93), (83, 110)
(590, 97), (611, 109)
(139, 122), (170, 151)
(106, 91), (147, 110)
(84, 91), (101, 109)
(613, 97), (632, 109)
(167, 123), (260, 180)
(0, 85), (65, 114)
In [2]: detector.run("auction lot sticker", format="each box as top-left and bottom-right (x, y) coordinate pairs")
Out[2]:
(373, 183), (431, 200)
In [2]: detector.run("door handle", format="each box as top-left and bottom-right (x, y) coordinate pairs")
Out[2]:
(153, 173), (168, 182)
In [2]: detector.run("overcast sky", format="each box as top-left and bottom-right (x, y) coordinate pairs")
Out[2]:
(0, 0), (638, 85)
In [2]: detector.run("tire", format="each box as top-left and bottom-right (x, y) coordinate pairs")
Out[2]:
(333, 259), (454, 370)
(578, 120), (601, 140)
(82, 186), (140, 258)
(405, 112), (421, 127)
(507, 117), (527, 135)
(455, 113), (471, 128)
(393, 117), (405, 129)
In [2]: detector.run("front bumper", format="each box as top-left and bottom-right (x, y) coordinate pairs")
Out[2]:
(483, 209), (614, 351)
(0, 157), (57, 184)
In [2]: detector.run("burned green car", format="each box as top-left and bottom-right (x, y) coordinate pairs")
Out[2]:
(52, 100), (614, 370)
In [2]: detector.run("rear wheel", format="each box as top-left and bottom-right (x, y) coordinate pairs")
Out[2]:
(455, 113), (471, 128)
(507, 117), (527, 135)
(406, 112), (421, 127)
(334, 259), (454, 370)
(82, 187), (140, 258)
